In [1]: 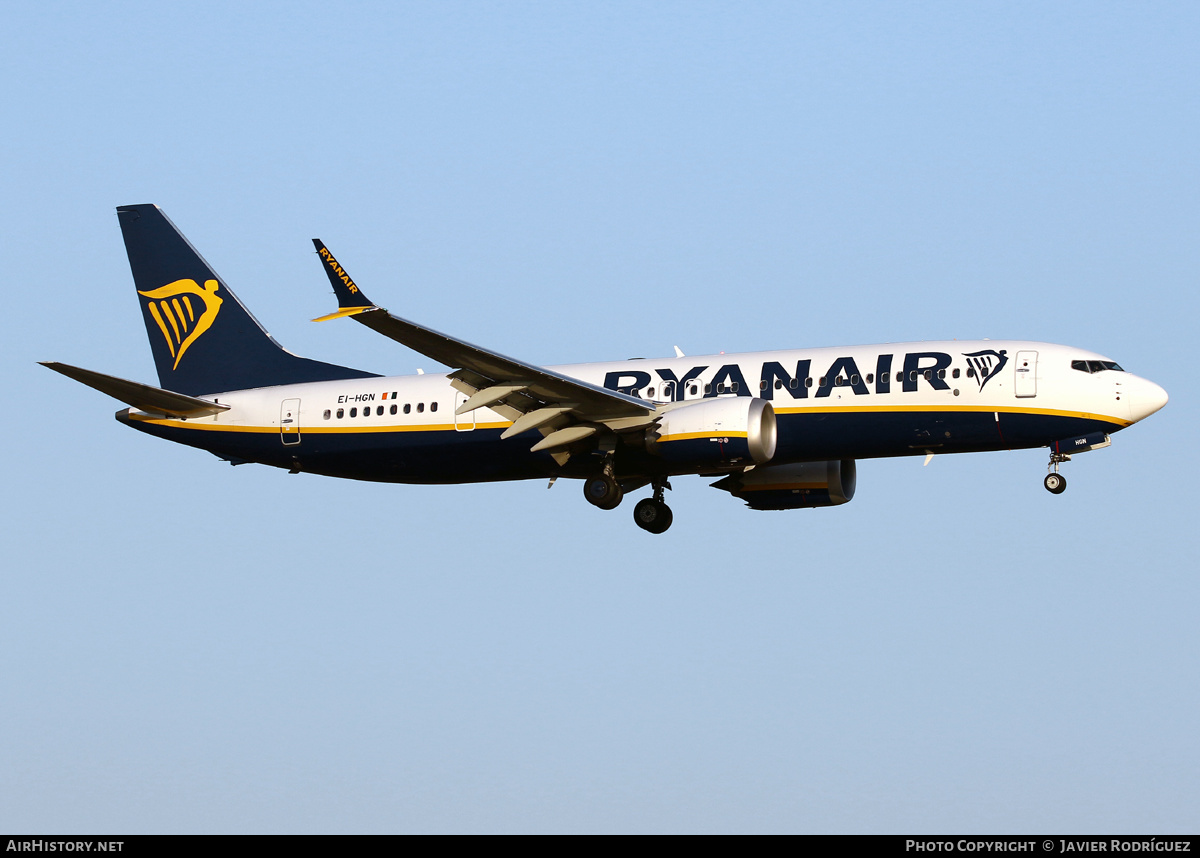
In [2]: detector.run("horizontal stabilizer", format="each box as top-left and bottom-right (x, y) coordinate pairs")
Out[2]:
(40, 362), (231, 417)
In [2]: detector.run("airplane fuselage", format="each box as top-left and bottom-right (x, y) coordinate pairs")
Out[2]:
(47, 205), (1166, 532)
(118, 339), (1161, 484)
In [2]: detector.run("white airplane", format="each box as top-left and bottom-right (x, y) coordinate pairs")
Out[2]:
(43, 204), (1168, 533)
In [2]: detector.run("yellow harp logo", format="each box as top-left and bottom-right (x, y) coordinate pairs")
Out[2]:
(138, 279), (223, 370)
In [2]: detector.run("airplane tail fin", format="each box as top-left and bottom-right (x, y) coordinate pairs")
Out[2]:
(117, 204), (378, 395)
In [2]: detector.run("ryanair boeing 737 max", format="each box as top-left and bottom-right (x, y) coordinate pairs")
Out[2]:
(42, 205), (1168, 533)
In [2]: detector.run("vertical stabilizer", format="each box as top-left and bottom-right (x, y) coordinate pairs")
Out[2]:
(118, 204), (377, 395)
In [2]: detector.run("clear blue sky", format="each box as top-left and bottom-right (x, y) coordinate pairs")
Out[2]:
(2, 1), (1197, 833)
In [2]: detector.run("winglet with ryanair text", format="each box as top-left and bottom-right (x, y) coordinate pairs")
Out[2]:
(311, 239), (377, 321)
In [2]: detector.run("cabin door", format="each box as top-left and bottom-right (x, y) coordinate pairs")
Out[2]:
(454, 391), (476, 431)
(280, 398), (301, 445)
(1014, 351), (1038, 398)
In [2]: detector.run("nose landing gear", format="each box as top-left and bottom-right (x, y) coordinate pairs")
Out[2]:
(1044, 472), (1067, 494)
(1044, 450), (1069, 494)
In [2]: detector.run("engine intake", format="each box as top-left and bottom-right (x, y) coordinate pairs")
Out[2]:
(712, 460), (857, 510)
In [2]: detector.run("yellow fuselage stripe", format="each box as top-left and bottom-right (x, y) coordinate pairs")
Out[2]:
(129, 403), (1128, 434)
(773, 403), (1131, 427)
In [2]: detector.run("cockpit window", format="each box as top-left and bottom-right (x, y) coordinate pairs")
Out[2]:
(1071, 359), (1125, 374)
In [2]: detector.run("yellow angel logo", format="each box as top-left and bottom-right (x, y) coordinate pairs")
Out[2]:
(138, 279), (223, 370)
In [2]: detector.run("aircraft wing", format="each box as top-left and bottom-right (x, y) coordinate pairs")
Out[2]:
(311, 241), (656, 459)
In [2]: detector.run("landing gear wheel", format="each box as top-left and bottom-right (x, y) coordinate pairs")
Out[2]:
(633, 498), (673, 534)
(584, 475), (624, 510)
(1044, 473), (1067, 494)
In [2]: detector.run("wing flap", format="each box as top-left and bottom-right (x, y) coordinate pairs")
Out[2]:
(351, 309), (651, 419)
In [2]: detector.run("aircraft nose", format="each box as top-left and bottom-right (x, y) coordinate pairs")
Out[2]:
(1129, 377), (1169, 422)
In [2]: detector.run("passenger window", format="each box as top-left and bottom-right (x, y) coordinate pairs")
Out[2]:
(417, 402), (425, 413)
(431, 402), (438, 412)
(910, 371), (918, 382)
(819, 377), (827, 387)
(336, 408), (344, 419)
(731, 382), (739, 393)
(689, 385), (698, 396)
(390, 404), (397, 415)
(377, 405), (384, 416)
(762, 380), (770, 391)
(647, 387), (655, 399)
(881, 372), (889, 384)
(323, 409), (331, 420)
(404, 404), (411, 414)
(937, 369), (945, 379)
(834, 376), (844, 386)
(866, 374), (874, 384)
(350, 407), (357, 417)
(967, 368), (975, 378)
(924, 370), (932, 380)
(788, 378), (797, 389)
(952, 368), (960, 379)
(851, 374), (860, 385)
(704, 384), (712, 394)
(805, 377), (813, 388)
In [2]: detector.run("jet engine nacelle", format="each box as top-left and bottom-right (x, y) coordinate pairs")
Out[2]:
(646, 397), (777, 469)
(711, 459), (857, 510)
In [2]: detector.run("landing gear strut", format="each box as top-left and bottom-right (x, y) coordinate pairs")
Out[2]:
(1044, 450), (1069, 494)
(633, 479), (673, 534)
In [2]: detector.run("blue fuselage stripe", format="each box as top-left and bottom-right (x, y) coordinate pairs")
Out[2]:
(120, 408), (1122, 484)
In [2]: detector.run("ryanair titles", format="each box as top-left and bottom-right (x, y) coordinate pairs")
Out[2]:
(317, 246), (361, 295)
(602, 350), (1008, 400)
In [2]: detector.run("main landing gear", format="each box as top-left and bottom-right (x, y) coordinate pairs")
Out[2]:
(633, 497), (672, 534)
(581, 468), (674, 534)
(583, 474), (623, 510)
(1044, 449), (1069, 494)
(582, 451), (625, 510)
(633, 479), (673, 534)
